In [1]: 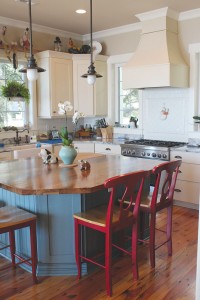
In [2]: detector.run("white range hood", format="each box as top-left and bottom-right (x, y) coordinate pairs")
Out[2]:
(123, 7), (189, 89)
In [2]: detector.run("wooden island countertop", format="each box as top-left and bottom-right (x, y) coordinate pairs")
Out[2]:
(0, 153), (158, 195)
(0, 153), (160, 277)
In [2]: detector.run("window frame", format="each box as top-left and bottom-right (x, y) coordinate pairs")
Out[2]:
(114, 63), (140, 126)
(0, 58), (29, 129)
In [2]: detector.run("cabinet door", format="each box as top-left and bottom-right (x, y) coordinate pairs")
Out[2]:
(94, 61), (108, 116)
(53, 145), (62, 158)
(0, 151), (12, 161)
(73, 57), (107, 116)
(37, 57), (51, 118)
(73, 61), (94, 116)
(51, 58), (73, 117)
(37, 57), (73, 118)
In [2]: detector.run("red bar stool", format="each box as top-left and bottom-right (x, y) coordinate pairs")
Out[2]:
(138, 159), (182, 268)
(73, 170), (151, 297)
(0, 205), (38, 282)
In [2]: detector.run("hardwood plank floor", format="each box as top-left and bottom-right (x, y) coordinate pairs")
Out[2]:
(0, 206), (198, 300)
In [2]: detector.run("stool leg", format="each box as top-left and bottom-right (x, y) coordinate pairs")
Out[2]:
(30, 220), (38, 283)
(105, 232), (112, 297)
(167, 206), (173, 256)
(9, 229), (16, 267)
(149, 212), (156, 268)
(132, 222), (139, 280)
(74, 219), (81, 279)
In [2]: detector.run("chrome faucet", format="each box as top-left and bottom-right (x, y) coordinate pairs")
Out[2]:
(14, 129), (29, 145)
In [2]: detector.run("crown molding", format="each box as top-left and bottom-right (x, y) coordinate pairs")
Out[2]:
(0, 16), (82, 40)
(136, 7), (179, 22)
(179, 8), (200, 21)
(82, 23), (141, 42)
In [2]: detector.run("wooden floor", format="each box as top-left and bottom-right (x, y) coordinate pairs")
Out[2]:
(0, 206), (198, 300)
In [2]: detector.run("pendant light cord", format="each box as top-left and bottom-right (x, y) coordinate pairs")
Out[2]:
(29, 0), (33, 59)
(90, 0), (93, 65)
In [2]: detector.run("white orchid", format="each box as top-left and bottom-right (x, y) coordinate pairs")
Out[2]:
(72, 110), (85, 126)
(58, 101), (73, 115)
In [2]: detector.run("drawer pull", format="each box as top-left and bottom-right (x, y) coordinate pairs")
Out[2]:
(174, 188), (181, 193)
(105, 148), (111, 151)
(174, 155), (182, 159)
(178, 170), (182, 173)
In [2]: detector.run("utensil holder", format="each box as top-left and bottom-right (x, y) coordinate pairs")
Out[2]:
(100, 126), (113, 140)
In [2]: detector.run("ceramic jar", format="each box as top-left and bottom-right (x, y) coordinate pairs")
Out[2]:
(59, 145), (77, 165)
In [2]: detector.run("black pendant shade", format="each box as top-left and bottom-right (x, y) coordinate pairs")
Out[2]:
(19, 0), (45, 81)
(81, 0), (102, 84)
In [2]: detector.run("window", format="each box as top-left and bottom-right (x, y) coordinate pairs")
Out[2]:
(116, 65), (139, 125)
(0, 62), (26, 128)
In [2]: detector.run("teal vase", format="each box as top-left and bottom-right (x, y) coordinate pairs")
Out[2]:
(59, 145), (77, 165)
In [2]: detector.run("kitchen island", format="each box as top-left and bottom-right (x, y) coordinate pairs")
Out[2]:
(0, 154), (158, 276)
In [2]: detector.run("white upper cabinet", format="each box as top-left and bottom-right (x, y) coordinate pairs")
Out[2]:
(36, 51), (73, 118)
(73, 54), (108, 116)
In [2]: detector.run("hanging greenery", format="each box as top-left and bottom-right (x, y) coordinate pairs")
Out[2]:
(0, 80), (30, 104)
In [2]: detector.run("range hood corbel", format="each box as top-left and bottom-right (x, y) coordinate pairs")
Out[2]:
(123, 7), (189, 89)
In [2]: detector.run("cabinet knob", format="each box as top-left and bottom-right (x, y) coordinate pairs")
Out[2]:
(174, 188), (181, 192)
(174, 155), (182, 159)
(178, 170), (182, 173)
(105, 148), (111, 151)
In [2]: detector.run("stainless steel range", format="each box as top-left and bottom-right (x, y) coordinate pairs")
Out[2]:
(121, 139), (185, 161)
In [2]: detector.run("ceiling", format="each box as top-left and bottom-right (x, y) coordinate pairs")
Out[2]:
(0, 0), (200, 35)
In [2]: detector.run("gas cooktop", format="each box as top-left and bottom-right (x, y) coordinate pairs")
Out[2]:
(121, 139), (186, 161)
(125, 139), (185, 148)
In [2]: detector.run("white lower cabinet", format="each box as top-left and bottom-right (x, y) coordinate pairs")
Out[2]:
(53, 142), (95, 159)
(13, 145), (53, 159)
(0, 151), (12, 161)
(73, 142), (95, 153)
(171, 150), (200, 208)
(95, 143), (121, 155)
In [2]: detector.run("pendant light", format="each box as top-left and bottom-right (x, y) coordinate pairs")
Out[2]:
(81, 0), (102, 85)
(19, 0), (45, 81)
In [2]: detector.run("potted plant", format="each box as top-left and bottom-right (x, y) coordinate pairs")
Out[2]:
(0, 80), (30, 104)
(57, 101), (77, 165)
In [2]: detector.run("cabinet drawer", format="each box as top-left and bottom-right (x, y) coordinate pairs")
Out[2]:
(171, 150), (200, 164)
(73, 142), (94, 153)
(53, 145), (62, 158)
(178, 163), (200, 183)
(95, 144), (121, 155)
(0, 151), (12, 161)
(174, 180), (199, 204)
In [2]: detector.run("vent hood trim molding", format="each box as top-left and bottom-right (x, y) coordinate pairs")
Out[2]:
(123, 7), (189, 89)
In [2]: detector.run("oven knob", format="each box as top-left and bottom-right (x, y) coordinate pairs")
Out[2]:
(131, 150), (135, 156)
(127, 149), (131, 155)
(152, 153), (156, 158)
(141, 152), (146, 156)
(122, 149), (127, 155)
(163, 154), (167, 159)
(147, 153), (150, 156)
(157, 154), (161, 158)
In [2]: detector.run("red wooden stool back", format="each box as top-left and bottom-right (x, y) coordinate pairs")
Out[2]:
(139, 159), (182, 268)
(74, 169), (151, 297)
